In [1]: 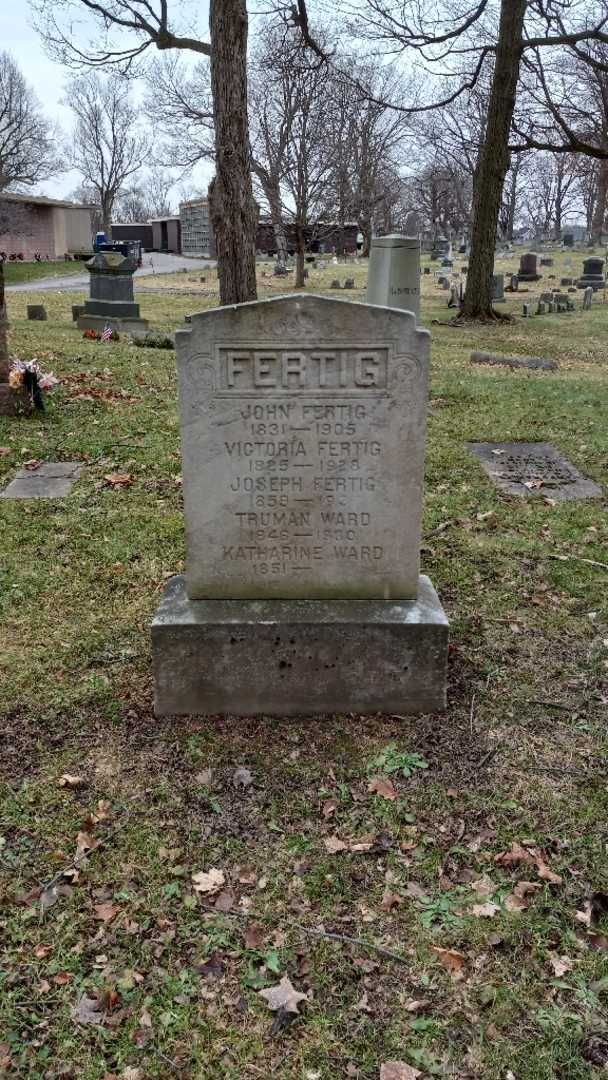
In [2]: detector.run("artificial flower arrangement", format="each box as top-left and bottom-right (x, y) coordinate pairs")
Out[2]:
(9, 358), (59, 412)
(83, 326), (120, 342)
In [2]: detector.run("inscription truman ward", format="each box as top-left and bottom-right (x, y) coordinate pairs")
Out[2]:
(175, 295), (430, 601)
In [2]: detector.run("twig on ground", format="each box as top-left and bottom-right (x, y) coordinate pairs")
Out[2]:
(469, 691), (476, 734)
(205, 909), (410, 966)
(38, 812), (130, 916)
(528, 700), (573, 711)
(477, 745), (501, 770)
(544, 554), (608, 572)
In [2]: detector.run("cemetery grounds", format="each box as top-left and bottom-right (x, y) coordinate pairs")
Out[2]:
(0, 250), (607, 1080)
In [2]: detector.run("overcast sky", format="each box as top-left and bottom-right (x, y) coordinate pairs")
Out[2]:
(1, 2), (213, 206)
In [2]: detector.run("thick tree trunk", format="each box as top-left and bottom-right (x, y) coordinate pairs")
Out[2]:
(461, 0), (527, 318)
(294, 223), (305, 288)
(591, 159), (608, 244)
(359, 218), (372, 258)
(209, 0), (257, 305)
(268, 189), (288, 265)
(0, 260), (8, 381)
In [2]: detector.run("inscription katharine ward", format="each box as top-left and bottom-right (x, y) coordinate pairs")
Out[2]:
(175, 295), (430, 601)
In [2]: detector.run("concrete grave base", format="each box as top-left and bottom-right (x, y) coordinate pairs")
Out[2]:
(77, 314), (149, 337)
(151, 574), (449, 717)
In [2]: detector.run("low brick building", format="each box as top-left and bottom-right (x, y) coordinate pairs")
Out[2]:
(0, 193), (94, 259)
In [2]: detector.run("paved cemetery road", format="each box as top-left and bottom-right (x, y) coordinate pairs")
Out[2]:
(5, 253), (215, 292)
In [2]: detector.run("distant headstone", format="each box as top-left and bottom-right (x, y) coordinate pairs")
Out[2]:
(274, 263), (289, 277)
(151, 294), (449, 716)
(509, 274), (519, 291)
(522, 303), (530, 317)
(367, 234), (420, 319)
(469, 442), (601, 500)
(27, 305), (47, 321)
(423, 266), (430, 275)
(448, 284), (459, 308)
(518, 253), (540, 281)
(583, 286), (593, 310)
(537, 301), (546, 315)
(563, 233), (574, 248)
(72, 304), (85, 322)
(540, 257), (553, 267)
(343, 278), (355, 289)
(578, 257), (605, 291)
(560, 277), (573, 286)
(491, 274), (505, 302)
(77, 252), (148, 337)
(330, 279), (341, 289)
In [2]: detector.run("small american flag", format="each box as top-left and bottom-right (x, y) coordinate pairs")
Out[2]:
(101, 323), (113, 342)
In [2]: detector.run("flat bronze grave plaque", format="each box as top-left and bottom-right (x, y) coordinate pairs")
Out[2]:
(468, 442), (601, 500)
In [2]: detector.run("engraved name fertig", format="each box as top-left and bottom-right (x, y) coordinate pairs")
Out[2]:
(215, 345), (389, 392)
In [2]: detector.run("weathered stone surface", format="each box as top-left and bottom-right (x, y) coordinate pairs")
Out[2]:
(491, 274), (504, 301)
(0, 461), (83, 499)
(469, 442), (601, 500)
(175, 294), (430, 601)
(77, 314), (149, 337)
(471, 351), (557, 372)
(72, 304), (85, 322)
(152, 573), (448, 716)
(367, 235), (420, 318)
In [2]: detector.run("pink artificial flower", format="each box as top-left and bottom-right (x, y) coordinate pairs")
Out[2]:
(38, 373), (59, 391)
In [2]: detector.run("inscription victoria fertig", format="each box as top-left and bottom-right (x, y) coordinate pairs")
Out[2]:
(175, 296), (431, 600)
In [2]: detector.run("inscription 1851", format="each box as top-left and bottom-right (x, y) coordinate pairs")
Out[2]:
(176, 296), (430, 600)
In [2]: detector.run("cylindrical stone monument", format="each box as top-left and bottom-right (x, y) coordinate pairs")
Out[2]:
(366, 234), (420, 319)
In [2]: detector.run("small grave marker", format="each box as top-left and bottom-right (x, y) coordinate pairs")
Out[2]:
(469, 443), (601, 500)
(0, 461), (83, 500)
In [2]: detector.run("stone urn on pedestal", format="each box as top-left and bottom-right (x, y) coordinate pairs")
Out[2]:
(77, 251), (149, 337)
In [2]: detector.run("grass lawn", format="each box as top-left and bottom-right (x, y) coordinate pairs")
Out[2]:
(2, 260), (89, 285)
(0, 250), (607, 1080)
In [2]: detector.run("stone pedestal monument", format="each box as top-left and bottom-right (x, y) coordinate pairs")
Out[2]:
(77, 252), (149, 336)
(151, 294), (448, 716)
(577, 257), (605, 292)
(366, 235), (420, 319)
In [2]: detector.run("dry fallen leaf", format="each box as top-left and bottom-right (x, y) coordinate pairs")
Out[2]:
(195, 768), (213, 787)
(504, 880), (541, 913)
(75, 831), (98, 858)
(324, 835), (348, 854)
(380, 1063), (422, 1080)
(71, 993), (106, 1026)
(245, 923), (265, 950)
(471, 902), (500, 918)
(548, 953), (574, 977)
(104, 473), (133, 487)
(430, 945), (466, 977)
(470, 874), (495, 898)
(233, 766), (253, 788)
(381, 889), (402, 911)
(322, 798), (338, 818)
(192, 868), (225, 895)
(258, 975), (307, 1014)
(58, 774), (84, 789)
(94, 902), (121, 923)
(495, 841), (562, 883)
(214, 889), (235, 912)
(368, 776), (398, 801)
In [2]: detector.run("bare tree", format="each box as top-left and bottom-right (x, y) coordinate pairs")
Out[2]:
(31, 0), (258, 304)
(115, 167), (177, 221)
(0, 51), (59, 193)
(66, 73), (147, 235)
(346, 0), (608, 318)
